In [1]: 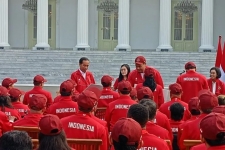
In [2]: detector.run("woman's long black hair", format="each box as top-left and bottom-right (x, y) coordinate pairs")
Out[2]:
(118, 64), (130, 82)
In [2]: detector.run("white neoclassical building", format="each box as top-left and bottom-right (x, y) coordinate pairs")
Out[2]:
(0, 0), (225, 52)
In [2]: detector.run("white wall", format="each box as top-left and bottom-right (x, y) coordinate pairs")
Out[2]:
(130, 0), (160, 50)
(56, 0), (77, 49)
(214, 0), (225, 47)
(8, 0), (26, 48)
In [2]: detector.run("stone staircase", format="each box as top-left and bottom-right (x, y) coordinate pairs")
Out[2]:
(0, 50), (216, 87)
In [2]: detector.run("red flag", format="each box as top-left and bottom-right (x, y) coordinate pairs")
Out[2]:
(215, 36), (222, 67)
(221, 42), (225, 72)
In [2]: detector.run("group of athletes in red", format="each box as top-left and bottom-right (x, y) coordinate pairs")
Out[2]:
(0, 56), (225, 150)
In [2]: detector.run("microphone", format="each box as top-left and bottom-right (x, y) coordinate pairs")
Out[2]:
(179, 70), (185, 75)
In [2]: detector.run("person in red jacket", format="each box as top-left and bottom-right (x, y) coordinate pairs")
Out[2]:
(207, 67), (225, 96)
(0, 111), (14, 137)
(136, 67), (164, 108)
(176, 61), (209, 103)
(1, 77), (17, 91)
(105, 80), (137, 132)
(13, 94), (47, 127)
(70, 57), (95, 94)
(54, 79), (79, 103)
(137, 86), (172, 136)
(38, 114), (74, 150)
(0, 86), (21, 121)
(128, 55), (164, 88)
(9, 88), (29, 118)
(110, 118), (143, 150)
(61, 90), (107, 150)
(98, 75), (119, 107)
(23, 75), (53, 108)
(139, 99), (172, 142)
(198, 113), (225, 150)
(179, 90), (218, 150)
(169, 103), (185, 150)
(127, 104), (170, 150)
(113, 64), (130, 90)
(159, 83), (191, 121)
(46, 80), (78, 119)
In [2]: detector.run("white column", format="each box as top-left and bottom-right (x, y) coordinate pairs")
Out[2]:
(0, 0), (10, 49)
(74, 0), (90, 51)
(116, 0), (131, 51)
(199, 0), (214, 52)
(34, 0), (50, 50)
(156, 0), (173, 52)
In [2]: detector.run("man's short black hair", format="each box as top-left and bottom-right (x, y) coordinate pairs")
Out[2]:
(205, 132), (225, 147)
(170, 102), (184, 121)
(127, 104), (149, 128)
(210, 67), (221, 79)
(218, 95), (225, 106)
(101, 82), (111, 88)
(79, 57), (89, 64)
(139, 99), (156, 120)
(113, 135), (138, 150)
(60, 91), (71, 96)
(0, 131), (32, 150)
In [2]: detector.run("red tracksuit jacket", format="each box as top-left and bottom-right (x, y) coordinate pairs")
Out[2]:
(176, 70), (209, 103)
(1, 107), (21, 121)
(128, 66), (164, 88)
(23, 86), (53, 108)
(12, 102), (29, 117)
(98, 87), (120, 107)
(46, 96), (78, 119)
(179, 114), (207, 150)
(0, 111), (13, 137)
(105, 95), (137, 132)
(61, 112), (107, 150)
(159, 97), (191, 121)
(140, 130), (170, 150)
(207, 78), (225, 96)
(71, 70), (95, 94)
(13, 113), (43, 127)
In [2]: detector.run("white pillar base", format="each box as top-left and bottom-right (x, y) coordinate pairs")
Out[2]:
(33, 43), (50, 50)
(115, 44), (131, 51)
(156, 45), (173, 52)
(74, 45), (90, 51)
(0, 43), (10, 50)
(199, 45), (215, 52)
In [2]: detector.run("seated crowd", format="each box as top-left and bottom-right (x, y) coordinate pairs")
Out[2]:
(0, 56), (225, 150)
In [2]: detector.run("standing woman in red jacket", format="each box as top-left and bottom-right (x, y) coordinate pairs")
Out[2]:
(113, 64), (130, 90)
(207, 67), (225, 96)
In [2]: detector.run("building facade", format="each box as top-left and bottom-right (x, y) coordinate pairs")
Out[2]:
(0, 0), (225, 51)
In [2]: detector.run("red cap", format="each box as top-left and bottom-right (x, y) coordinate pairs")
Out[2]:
(130, 87), (137, 97)
(60, 80), (74, 93)
(212, 106), (225, 115)
(111, 118), (142, 145)
(198, 90), (218, 111)
(135, 56), (146, 64)
(39, 114), (62, 135)
(84, 84), (103, 99)
(188, 97), (199, 111)
(118, 81), (132, 92)
(29, 94), (47, 111)
(101, 75), (114, 84)
(77, 90), (98, 110)
(169, 83), (182, 95)
(200, 112), (225, 140)
(8, 88), (25, 99)
(66, 79), (76, 86)
(33, 75), (47, 83)
(144, 67), (155, 77)
(2, 78), (17, 87)
(185, 62), (196, 70)
(0, 86), (8, 96)
(137, 87), (153, 100)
